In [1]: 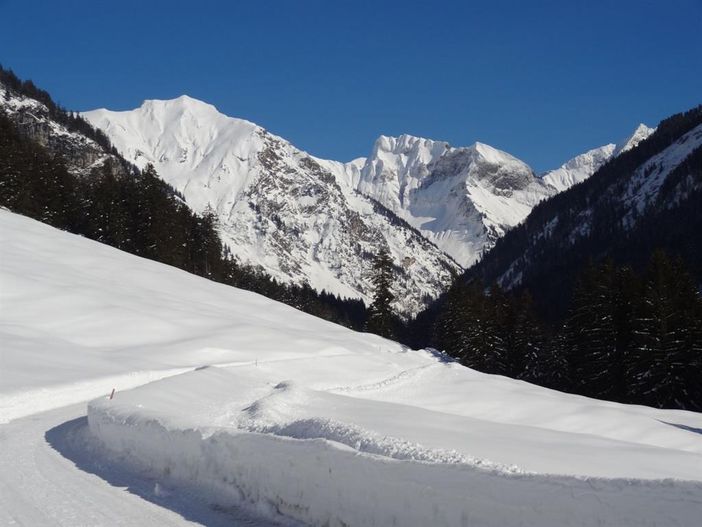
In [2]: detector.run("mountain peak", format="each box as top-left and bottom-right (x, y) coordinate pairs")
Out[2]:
(371, 133), (448, 155)
(138, 94), (221, 116)
(614, 123), (655, 155)
(468, 142), (535, 174)
(542, 123), (657, 193)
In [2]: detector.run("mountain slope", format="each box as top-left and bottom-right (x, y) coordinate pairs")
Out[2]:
(321, 135), (555, 267)
(0, 71), (376, 329)
(84, 99), (459, 316)
(322, 126), (653, 268)
(542, 124), (655, 192)
(542, 144), (617, 192)
(2, 209), (702, 526)
(0, 80), (124, 177)
(463, 105), (702, 319)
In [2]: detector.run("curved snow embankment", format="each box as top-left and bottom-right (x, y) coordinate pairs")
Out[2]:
(87, 399), (702, 527)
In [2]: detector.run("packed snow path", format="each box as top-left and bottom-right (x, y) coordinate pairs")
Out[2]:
(2, 210), (702, 526)
(0, 404), (284, 526)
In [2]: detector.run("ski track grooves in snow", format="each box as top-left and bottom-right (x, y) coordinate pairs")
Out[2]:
(325, 363), (434, 393)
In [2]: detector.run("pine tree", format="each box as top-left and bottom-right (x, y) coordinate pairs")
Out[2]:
(434, 281), (471, 360)
(366, 247), (396, 338)
(510, 291), (546, 380)
(628, 251), (702, 410)
(563, 261), (633, 401)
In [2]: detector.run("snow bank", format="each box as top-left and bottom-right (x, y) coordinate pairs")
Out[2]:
(88, 385), (702, 527)
(87, 365), (702, 527)
(4, 209), (702, 525)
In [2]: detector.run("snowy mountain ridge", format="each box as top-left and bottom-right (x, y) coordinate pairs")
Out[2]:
(1, 79), (655, 314)
(542, 124), (655, 192)
(332, 134), (556, 266)
(84, 95), (653, 293)
(83, 97), (459, 316)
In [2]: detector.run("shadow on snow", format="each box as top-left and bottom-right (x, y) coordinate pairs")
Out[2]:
(45, 416), (288, 527)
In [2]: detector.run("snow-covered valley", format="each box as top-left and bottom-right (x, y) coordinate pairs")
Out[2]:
(1, 209), (701, 526)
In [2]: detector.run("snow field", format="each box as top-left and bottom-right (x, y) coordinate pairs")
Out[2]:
(3, 210), (702, 526)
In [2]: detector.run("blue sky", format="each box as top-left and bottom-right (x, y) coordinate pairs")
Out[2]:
(1, 0), (700, 171)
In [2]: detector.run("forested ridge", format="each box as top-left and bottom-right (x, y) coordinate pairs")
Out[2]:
(460, 104), (702, 321)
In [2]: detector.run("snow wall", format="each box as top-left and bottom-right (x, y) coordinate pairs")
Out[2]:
(87, 399), (702, 527)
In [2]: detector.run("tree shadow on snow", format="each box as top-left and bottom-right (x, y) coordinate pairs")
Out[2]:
(424, 347), (457, 364)
(45, 417), (285, 527)
(658, 420), (702, 436)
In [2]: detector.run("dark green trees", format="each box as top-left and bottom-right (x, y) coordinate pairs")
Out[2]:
(366, 247), (397, 338)
(563, 261), (636, 402)
(434, 281), (548, 378)
(628, 252), (702, 409)
(428, 253), (702, 410)
(0, 113), (77, 228)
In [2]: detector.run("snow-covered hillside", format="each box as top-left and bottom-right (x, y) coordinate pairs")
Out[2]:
(83, 98), (458, 316)
(542, 144), (617, 192)
(542, 124), (655, 192)
(2, 209), (701, 526)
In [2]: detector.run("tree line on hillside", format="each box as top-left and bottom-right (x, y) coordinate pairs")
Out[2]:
(0, 111), (366, 330)
(462, 105), (702, 322)
(403, 253), (702, 411)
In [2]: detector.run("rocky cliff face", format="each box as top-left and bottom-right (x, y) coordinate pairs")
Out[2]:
(84, 98), (459, 316)
(323, 135), (556, 267)
(1, 84), (118, 176)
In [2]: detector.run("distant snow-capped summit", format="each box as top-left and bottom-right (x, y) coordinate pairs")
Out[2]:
(614, 123), (656, 155)
(326, 134), (555, 267)
(83, 95), (654, 311)
(83, 99), (459, 316)
(542, 124), (655, 193)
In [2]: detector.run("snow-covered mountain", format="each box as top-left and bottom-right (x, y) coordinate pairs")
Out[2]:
(3, 79), (656, 314)
(83, 98), (459, 316)
(463, 108), (702, 314)
(542, 144), (617, 192)
(322, 135), (557, 266)
(615, 123), (657, 155)
(322, 126), (655, 267)
(542, 124), (655, 192)
(84, 96), (645, 291)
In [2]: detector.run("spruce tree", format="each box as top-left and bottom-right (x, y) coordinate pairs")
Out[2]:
(629, 251), (702, 410)
(563, 261), (633, 401)
(366, 247), (396, 338)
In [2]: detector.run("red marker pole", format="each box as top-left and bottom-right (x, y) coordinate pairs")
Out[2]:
(109, 388), (115, 400)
